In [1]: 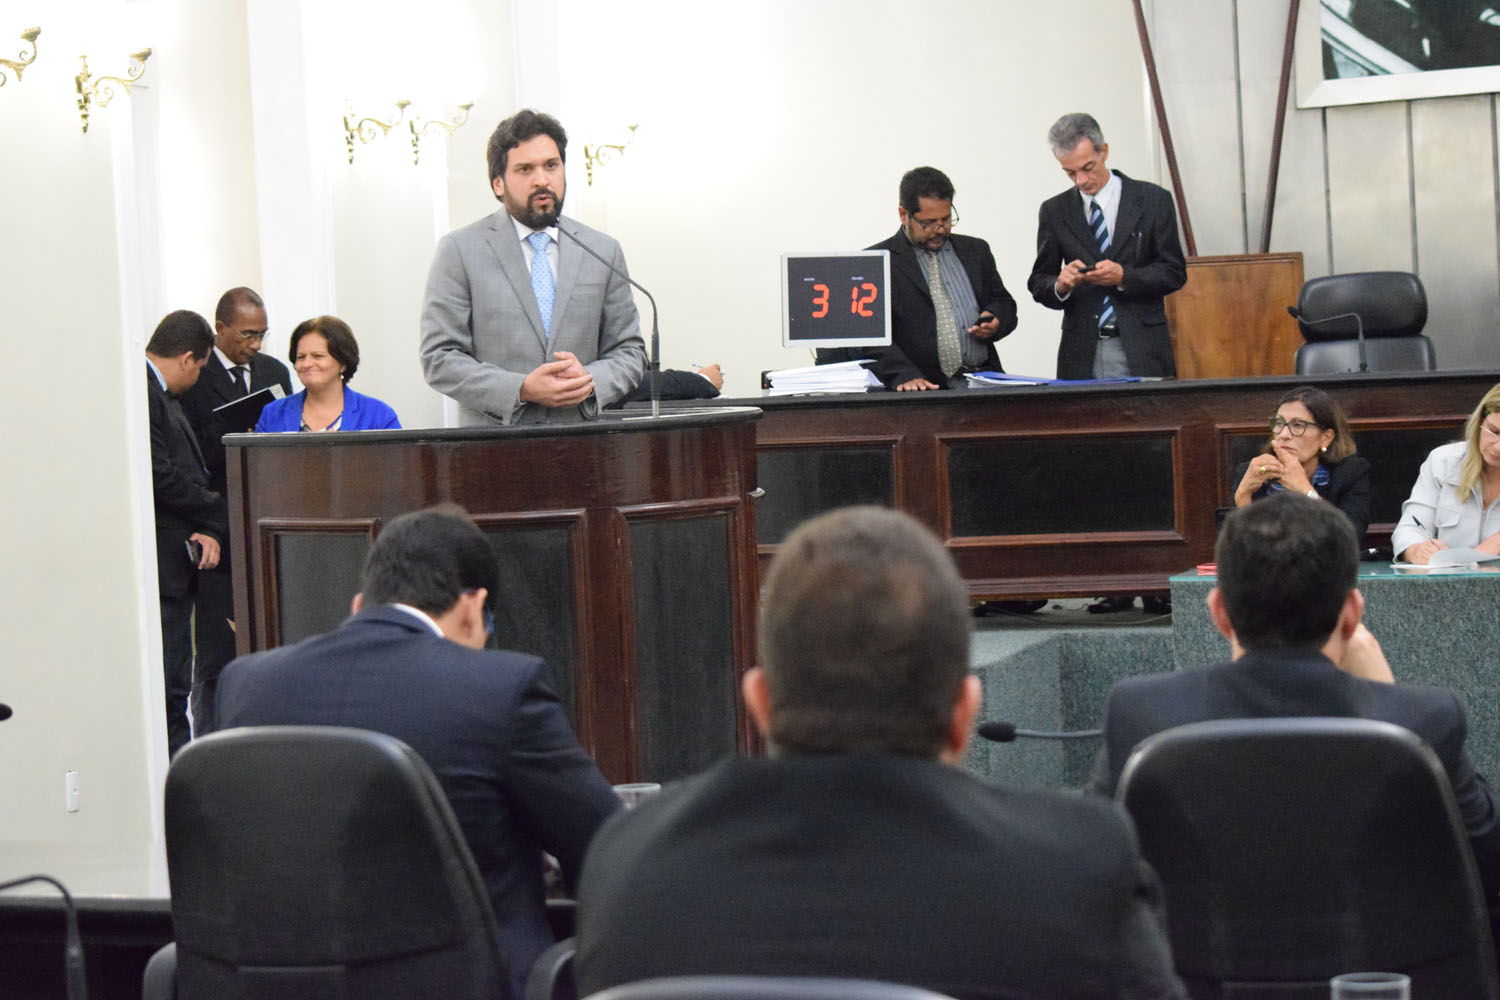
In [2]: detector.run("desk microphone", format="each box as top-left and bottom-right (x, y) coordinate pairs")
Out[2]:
(0, 874), (87, 1000)
(978, 720), (1103, 743)
(555, 220), (662, 417)
(1287, 306), (1367, 372)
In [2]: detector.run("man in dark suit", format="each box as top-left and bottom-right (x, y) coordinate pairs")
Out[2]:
(864, 166), (1017, 390)
(1087, 493), (1500, 909)
(1028, 113), (1186, 381)
(216, 508), (620, 1000)
(177, 287), (293, 733)
(145, 310), (227, 757)
(575, 506), (1186, 1000)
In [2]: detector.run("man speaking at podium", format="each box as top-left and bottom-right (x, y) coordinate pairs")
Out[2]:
(420, 108), (646, 425)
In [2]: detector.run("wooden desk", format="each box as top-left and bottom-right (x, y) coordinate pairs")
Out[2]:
(710, 372), (1497, 599)
(224, 408), (762, 782)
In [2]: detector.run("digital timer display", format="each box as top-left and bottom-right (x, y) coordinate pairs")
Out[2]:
(781, 250), (892, 349)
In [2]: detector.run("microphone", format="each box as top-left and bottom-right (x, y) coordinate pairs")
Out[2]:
(0, 703), (12, 721)
(978, 720), (1102, 743)
(555, 220), (662, 417)
(1, 874), (87, 1000)
(1287, 305), (1367, 372)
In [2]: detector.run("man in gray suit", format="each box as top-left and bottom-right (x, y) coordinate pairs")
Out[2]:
(420, 108), (646, 425)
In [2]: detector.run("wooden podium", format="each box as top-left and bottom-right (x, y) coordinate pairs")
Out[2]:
(1166, 252), (1305, 378)
(224, 408), (762, 782)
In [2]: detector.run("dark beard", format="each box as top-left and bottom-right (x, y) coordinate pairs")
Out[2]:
(516, 188), (564, 229)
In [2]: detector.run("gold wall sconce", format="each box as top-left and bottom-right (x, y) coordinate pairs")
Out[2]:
(75, 47), (151, 133)
(583, 124), (638, 186)
(343, 100), (411, 163)
(1, 26), (41, 87)
(407, 103), (473, 165)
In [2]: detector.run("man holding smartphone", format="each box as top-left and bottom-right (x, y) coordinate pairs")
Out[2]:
(864, 166), (1018, 391)
(1028, 113), (1186, 381)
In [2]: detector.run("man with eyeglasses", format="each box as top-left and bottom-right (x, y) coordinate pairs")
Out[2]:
(865, 166), (1018, 391)
(1028, 113), (1186, 381)
(178, 286), (293, 733)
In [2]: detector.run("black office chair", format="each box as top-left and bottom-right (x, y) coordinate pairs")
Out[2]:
(1118, 717), (1500, 999)
(527, 937), (578, 1000)
(1293, 271), (1436, 374)
(581, 977), (960, 1000)
(144, 726), (507, 999)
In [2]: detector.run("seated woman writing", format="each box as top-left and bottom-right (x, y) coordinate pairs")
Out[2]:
(1232, 385), (1371, 540)
(256, 316), (400, 432)
(1391, 382), (1500, 564)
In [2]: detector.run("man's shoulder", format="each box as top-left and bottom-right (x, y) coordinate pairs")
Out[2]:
(250, 352), (290, 379)
(1117, 171), (1174, 204)
(948, 232), (994, 257)
(440, 210), (507, 248)
(866, 230), (903, 253)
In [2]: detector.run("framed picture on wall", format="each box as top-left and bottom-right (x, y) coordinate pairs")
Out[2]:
(1296, 0), (1500, 107)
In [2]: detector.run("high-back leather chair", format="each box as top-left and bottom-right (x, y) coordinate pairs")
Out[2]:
(150, 725), (507, 999)
(1293, 271), (1435, 374)
(1118, 717), (1499, 999)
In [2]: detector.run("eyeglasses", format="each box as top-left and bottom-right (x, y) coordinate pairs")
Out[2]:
(237, 330), (267, 343)
(1270, 417), (1322, 436)
(908, 207), (959, 232)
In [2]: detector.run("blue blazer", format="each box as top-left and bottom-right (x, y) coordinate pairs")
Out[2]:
(216, 605), (620, 1000)
(255, 384), (401, 432)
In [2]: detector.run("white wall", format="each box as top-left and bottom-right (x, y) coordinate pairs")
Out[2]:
(0, 2), (168, 894)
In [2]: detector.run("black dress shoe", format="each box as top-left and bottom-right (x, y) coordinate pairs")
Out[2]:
(1087, 596), (1137, 614)
(1140, 595), (1172, 615)
(972, 599), (1048, 617)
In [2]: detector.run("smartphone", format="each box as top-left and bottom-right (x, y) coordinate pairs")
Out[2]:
(185, 539), (202, 565)
(1079, 263), (1096, 273)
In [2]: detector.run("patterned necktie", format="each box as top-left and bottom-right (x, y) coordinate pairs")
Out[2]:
(527, 230), (555, 339)
(923, 250), (964, 378)
(230, 365), (248, 396)
(1090, 199), (1115, 330)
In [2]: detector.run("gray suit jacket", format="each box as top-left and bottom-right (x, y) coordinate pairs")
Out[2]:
(420, 210), (647, 425)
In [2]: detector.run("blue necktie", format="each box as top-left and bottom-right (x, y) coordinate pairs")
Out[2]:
(527, 230), (555, 339)
(1089, 199), (1115, 330)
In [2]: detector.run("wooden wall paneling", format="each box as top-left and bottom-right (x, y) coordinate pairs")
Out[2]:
(1167, 252), (1305, 377)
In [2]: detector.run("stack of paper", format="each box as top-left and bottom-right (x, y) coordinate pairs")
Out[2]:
(766, 360), (881, 395)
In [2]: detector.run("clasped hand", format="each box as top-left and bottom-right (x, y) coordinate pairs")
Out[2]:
(1055, 259), (1124, 296)
(520, 350), (595, 408)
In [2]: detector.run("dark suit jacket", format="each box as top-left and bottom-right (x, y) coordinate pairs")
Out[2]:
(1232, 455), (1373, 540)
(1027, 172), (1186, 379)
(867, 230), (1018, 389)
(147, 366), (227, 599)
(576, 753), (1186, 1000)
(1087, 648), (1500, 900)
(215, 605), (621, 1000)
(179, 351), (293, 496)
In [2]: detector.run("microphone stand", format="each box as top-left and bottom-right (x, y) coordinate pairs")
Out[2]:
(1288, 306), (1367, 372)
(556, 220), (661, 417)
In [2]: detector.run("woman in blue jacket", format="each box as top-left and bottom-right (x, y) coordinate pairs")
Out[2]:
(256, 316), (400, 432)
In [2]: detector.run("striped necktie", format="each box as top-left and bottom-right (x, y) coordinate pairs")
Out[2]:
(1089, 199), (1115, 330)
(527, 230), (555, 339)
